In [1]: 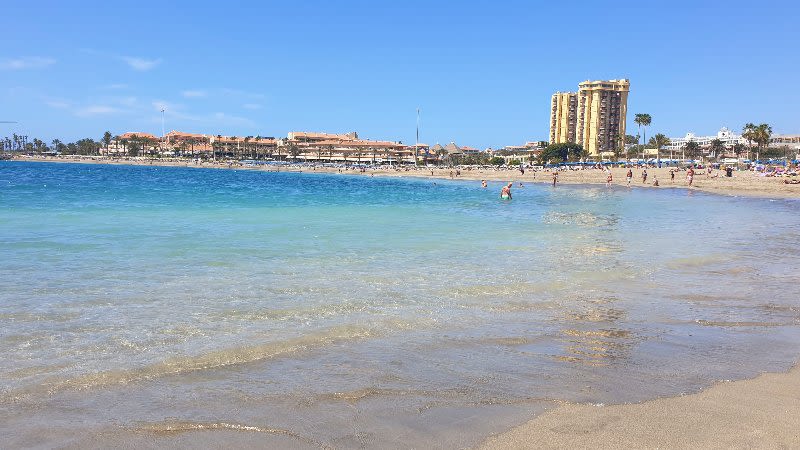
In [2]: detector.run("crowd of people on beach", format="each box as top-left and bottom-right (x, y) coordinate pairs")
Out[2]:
(10, 153), (800, 193)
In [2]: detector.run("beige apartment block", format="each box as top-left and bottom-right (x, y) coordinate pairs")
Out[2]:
(549, 79), (629, 156)
(550, 92), (578, 144)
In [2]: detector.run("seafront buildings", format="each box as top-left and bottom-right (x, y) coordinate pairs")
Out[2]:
(666, 127), (800, 154)
(665, 127), (745, 153)
(109, 130), (437, 164)
(550, 79), (630, 156)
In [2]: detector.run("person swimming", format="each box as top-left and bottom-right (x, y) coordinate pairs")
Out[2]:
(481, 180), (487, 188)
(500, 182), (512, 200)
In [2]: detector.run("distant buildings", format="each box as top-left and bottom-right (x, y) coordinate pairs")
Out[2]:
(665, 127), (745, 152)
(550, 79), (630, 156)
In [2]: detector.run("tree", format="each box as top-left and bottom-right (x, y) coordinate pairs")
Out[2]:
(708, 138), (725, 159)
(127, 140), (140, 157)
(732, 143), (746, 159)
(102, 131), (112, 157)
(51, 139), (62, 154)
(624, 134), (638, 145)
(634, 113), (652, 159)
(288, 143), (300, 161)
(742, 123), (756, 161)
(684, 140), (700, 161)
(538, 142), (585, 164)
(754, 123), (772, 161)
(129, 134), (140, 157)
(648, 134), (671, 160)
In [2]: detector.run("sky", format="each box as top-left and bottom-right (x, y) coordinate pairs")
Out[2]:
(2, 0), (799, 149)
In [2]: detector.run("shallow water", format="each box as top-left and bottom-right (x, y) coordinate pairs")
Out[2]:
(1, 161), (799, 448)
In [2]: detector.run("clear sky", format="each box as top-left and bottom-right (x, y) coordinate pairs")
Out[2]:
(2, 0), (798, 148)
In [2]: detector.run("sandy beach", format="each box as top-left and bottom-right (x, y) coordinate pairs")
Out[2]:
(11, 155), (800, 200)
(479, 363), (800, 449)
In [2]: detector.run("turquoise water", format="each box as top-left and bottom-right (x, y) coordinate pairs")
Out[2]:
(1, 161), (799, 448)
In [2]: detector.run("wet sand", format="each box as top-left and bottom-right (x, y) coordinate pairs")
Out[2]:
(479, 364), (800, 449)
(11, 155), (800, 200)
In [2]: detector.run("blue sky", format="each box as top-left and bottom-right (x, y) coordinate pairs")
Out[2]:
(2, 0), (798, 148)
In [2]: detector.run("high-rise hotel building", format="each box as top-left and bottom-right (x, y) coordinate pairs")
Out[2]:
(549, 79), (630, 156)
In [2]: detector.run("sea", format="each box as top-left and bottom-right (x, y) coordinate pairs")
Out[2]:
(1, 160), (799, 449)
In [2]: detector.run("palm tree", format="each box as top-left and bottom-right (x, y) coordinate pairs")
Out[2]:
(684, 140), (700, 162)
(742, 123), (756, 161)
(289, 144), (300, 162)
(612, 134), (624, 161)
(732, 143), (745, 160)
(754, 123), (772, 161)
(648, 134), (671, 161)
(102, 131), (112, 157)
(709, 138), (725, 159)
(253, 135), (262, 159)
(634, 113), (652, 160)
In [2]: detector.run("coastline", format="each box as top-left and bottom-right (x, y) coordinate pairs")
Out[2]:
(5, 156), (800, 448)
(479, 363), (800, 449)
(7, 155), (800, 200)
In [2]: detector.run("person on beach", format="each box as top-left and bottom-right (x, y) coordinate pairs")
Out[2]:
(687, 167), (695, 186)
(552, 171), (558, 187)
(606, 171), (613, 186)
(500, 182), (512, 200)
(481, 180), (487, 188)
(642, 168), (648, 183)
(670, 169), (675, 183)
(653, 176), (659, 187)
(626, 169), (633, 186)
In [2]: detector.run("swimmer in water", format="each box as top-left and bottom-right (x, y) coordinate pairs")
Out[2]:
(500, 182), (512, 200)
(481, 180), (487, 188)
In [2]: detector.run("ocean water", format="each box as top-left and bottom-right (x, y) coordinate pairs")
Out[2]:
(1, 161), (799, 448)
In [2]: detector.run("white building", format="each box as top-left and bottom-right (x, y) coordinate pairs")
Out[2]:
(666, 127), (746, 151)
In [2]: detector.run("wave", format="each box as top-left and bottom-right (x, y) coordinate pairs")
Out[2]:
(135, 421), (330, 449)
(3, 324), (387, 402)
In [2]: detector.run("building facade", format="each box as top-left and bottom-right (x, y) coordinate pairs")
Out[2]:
(549, 92), (578, 144)
(665, 127), (745, 152)
(549, 79), (630, 156)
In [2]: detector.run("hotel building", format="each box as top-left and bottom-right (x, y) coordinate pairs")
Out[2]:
(550, 79), (630, 156)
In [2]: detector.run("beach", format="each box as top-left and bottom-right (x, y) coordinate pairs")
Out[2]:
(480, 364), (800, 449)
(12, 154), (800, 199)
(1, 160), (799, 448)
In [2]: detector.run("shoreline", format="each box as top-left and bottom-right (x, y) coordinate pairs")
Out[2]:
(7, 155), (800, 200)
(6, 155), (800, 447)
(479, 362), (800, 449)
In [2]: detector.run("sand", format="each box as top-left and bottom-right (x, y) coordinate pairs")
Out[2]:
(479, 364), (800, 449)
(12, 155), (800, 200)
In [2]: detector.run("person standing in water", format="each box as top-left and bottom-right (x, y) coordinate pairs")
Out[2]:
(500, 182), (512, 200)
(626, 168), (633, 186)
(552, 171), (558, 187)
(606, 171), (613, 186)
(687, 166), (695, 186)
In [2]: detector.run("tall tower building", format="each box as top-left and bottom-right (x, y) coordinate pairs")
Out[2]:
(549, 79), (630, 157)
(550, 92), (578, 144)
